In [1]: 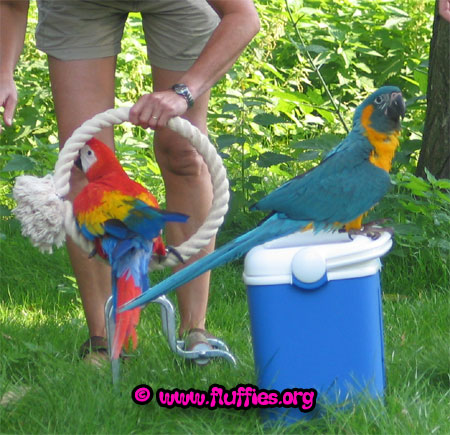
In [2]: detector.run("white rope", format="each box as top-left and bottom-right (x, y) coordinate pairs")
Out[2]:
(13, 107), (229, 267)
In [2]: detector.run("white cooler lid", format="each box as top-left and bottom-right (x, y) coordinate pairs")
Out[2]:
(243, 230), (392, 288)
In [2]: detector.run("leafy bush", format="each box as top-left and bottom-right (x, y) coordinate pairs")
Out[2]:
(0, 1), (434, 187)
(1, 0), (447, 273)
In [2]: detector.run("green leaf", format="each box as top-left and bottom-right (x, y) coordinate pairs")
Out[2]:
(385, 16), (409, 29)
(247, 176), (263, 185)
(413, 69), (428, 94)
(216, 135), (245, 149)
(257, 152), (293, 167)
(253, 113), (286, 126)
(436, 239), (450, 251)
(1, 155), (36, 172)
(304, 44), (328, 53)
(243, 99), (266, 108)
(0, 205), (12, 217)
(354, 46), (384, 57)
(316, 108), (335, 124)
(297, 150), (320, 162)
(222, 103), (241, 113)
(354, 62), (372, 74)
(262, 62), (285, 79)
(400, 139), (422, 154)
(400, 201), (427, 213)
(383, 5), (410, 17)
(435, 190), (450, 203)
(208, 113), (235, 120)
(392, 223), (424, 236)
(401, 174), (431, 196)
(271, 90), (308, 104)
(14, 125), (33, 141)
(298, 7), (325, 16)
(304, 114), (325, 125)
(337, 71), (351, 86)
(433, 211), (450, 224)
(424, 168), (437, 185)
(399, 74), (419, 87)
(292, 134), (342, 151)
(435, 179), (450, 190)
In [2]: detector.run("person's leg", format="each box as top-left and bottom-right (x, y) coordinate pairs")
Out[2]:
(48, 56), (116, 340)
(151, 66), (214, 336)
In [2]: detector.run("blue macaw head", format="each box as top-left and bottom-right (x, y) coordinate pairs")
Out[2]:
(353, 86), (406, 134)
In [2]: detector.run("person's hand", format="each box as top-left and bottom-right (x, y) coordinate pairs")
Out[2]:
(439, 0), (450, 22)
(129, 89), (189, 130)
(0, 73), (17, 133)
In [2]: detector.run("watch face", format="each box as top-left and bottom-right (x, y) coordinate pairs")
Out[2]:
(172, 84), (194, 107)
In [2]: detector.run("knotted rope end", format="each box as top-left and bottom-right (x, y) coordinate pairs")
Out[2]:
(12, 174), (66, 254)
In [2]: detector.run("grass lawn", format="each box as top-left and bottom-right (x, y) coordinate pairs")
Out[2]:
(0, 216), (448, 434)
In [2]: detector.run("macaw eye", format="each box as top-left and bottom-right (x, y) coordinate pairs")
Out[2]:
(87, 150), (92, 156)
(374, 96), (384, 105)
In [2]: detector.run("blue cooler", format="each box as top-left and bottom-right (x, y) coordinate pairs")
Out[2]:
(244, 230), (392, 424)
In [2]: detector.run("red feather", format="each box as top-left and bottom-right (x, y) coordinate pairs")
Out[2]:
(112, 273), (142, 360)
(153, 235), (167, 257)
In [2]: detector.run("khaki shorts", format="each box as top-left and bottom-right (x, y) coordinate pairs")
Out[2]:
(36, 0), (219, 71)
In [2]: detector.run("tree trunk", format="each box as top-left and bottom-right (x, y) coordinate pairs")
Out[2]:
(416, 0), (450, 179)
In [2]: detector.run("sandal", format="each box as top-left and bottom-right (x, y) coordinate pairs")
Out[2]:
(183, 328), (216, 366)
(79, 336), (109, 367)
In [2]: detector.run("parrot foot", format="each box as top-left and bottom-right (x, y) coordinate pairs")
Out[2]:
(166, 246), (185, 264)
(154, 246), (185, 264)
(347, 219), (394, 240)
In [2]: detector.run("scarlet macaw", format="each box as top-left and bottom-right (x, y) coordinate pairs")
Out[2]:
(121, 86), (405, 312)
(73, 138), (188, 359)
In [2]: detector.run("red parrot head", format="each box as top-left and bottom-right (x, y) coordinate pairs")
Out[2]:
(76, 138), (122, 182)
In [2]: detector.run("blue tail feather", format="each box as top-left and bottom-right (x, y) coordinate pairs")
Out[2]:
(121, 215), (308, 311)
(102, 237), (153, 316)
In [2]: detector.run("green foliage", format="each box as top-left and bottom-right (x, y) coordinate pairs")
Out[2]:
(0, 0), (446, 275)
(370, 169), (450, 296)
(0, 12), (56, 179)
(0, 0), (435, 203)
(373, 169), (450, 252)
(1, 0), (447, 280)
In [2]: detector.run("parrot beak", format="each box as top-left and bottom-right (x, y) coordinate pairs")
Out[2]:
(74, 155), (83, 171)
(387, 91), (406, 122)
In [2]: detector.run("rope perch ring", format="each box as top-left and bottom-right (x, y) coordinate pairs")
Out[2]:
(12, 107), (230, 269)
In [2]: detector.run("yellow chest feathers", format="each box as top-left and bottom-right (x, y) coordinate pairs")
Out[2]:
(361, 105), (400, 172)
(77, 190), (154, 235)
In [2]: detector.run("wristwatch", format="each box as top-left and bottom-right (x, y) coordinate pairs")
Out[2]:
(172, 83), (194, 108)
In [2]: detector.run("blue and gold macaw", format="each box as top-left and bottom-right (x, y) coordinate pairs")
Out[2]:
(121, 86), (405, 312)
